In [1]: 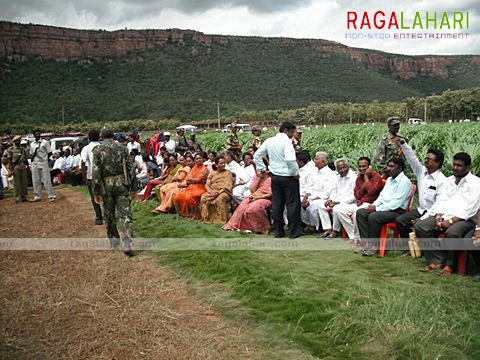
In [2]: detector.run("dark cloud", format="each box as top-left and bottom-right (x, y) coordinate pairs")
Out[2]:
(183, 0), (312, 13)
(0, 0), (312, 21)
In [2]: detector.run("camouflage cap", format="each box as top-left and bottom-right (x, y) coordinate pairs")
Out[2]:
(12, 135), (22, 142)
(231, 122), (238, 128)
(387, 117), (400, 125)
(100, 124), (114, 138)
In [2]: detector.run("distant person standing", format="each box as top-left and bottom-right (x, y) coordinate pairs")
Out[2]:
(292, 129), (302, 152)
(175, 128), (189, 154)
(92, 125), (137, 257)
(81, 129), (103, 225)
(254, 121), (302, 239)
(4, 135), (28, 203)
(29, 129), (56, 202)
(374, 117), (407, 176)
(250, 127), (262, 151)
(226, 122), (243, 161)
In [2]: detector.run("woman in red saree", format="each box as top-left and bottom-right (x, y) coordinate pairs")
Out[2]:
(200, 156), (233, 224)
(223, 170), (272, 234)
(151, 155), (193, 213)
(173, 153), (209, 219)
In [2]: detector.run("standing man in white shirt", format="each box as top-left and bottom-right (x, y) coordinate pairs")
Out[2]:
(415, 152), (480, 276)
(29, 129), (56, 202)
(81, 129), (103, 225)
(319, 159), (357, 239)
(395, 140), (446, 241)
(254, 122), (302, 239)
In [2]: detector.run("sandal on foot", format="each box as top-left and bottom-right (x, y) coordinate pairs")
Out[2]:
(437, 266), (453, 277)
(361, 248), (377, 257)
(419, 263), (443, 273)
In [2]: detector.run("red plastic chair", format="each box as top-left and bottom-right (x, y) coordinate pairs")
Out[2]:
(436, 233), (467, 275)
(378, 184), (417, 257)
(457, 250), (468, 275)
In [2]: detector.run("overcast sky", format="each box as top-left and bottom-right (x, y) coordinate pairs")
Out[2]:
(1, 0), (478, 55)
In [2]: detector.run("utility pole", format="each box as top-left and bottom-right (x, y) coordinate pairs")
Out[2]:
(349, 100), (352, 124)
(217, 102), (221, 129)
(424, 97), (427, 123)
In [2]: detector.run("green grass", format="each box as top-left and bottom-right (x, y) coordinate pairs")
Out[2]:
(132, 199), (480, 359)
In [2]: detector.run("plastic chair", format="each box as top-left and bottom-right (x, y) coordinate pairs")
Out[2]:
(56, 173), (64, 185)
(437, 233), (467, 275)
(378, 184), (417, 257)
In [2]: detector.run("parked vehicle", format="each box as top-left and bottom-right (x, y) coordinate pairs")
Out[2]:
(49, 137), (80, 152)
(408, 118), (426, 125)
(176, 125), (198, 132)
(222, 123), (252, 133)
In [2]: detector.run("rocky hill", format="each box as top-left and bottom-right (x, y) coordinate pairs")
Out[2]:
(1, 21), (479, 123)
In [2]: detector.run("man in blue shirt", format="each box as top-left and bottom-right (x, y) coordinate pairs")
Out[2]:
(254, 122), (302, 239)
(356, 157), (412, 256)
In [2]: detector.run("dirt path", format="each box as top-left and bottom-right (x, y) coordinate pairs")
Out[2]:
(0, 188), (254, 359)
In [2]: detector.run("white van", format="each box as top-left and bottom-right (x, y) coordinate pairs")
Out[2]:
(176, 125), (198, 132)
(408, 118), (426, 125)
(222, 123), (252, 133)
(49, 137), (79, 152)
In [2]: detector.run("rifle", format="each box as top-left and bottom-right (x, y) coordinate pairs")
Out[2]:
(122, 152), (128, 187)
(30, 144), (39, 162)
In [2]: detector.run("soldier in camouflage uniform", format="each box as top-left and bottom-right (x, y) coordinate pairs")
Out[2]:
(175, 128), (189, 154)
(250, 127), (262, 151)
(374, 117), (407, 176)
(292, 129), (302, 152)
(4, 135), (28, 203)
(92, 125), (137, 257)
(226, 122), (243, 161)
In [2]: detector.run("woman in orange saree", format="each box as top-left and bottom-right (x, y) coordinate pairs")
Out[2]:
(141, 154), (181, 201)
(152, 155), (193, 213)
(173, 153), (209, 219)
(200, 156), (233, 224)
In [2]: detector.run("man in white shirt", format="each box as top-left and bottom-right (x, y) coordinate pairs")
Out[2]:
(126, 133), (141, 154)
(395, 141), (446, 241)
(163, 132), (176, 154)
(415, 152), (480, 276)
(80, 129), (103, 225)
(50, 150), (66, 185)
(232, 152), (256, 204)
(225, 151), (242, 177)
(254, 122), (302, 239)
(29, 129), (56, 202)
(319, 159), (356, 239)
(301, 151), (337, 234)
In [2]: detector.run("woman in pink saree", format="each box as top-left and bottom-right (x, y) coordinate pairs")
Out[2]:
(223, 170), (272, 234)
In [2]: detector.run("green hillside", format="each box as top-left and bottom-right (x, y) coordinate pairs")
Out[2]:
(1, 35), (479, 124)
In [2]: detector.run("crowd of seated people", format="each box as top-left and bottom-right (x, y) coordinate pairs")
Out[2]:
(67, 121), (479, 279)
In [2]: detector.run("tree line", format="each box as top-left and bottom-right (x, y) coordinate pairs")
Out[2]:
(1, 87), (478, 135)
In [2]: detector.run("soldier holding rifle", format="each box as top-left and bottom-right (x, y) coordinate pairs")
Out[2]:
(92, 125), (137, 257)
